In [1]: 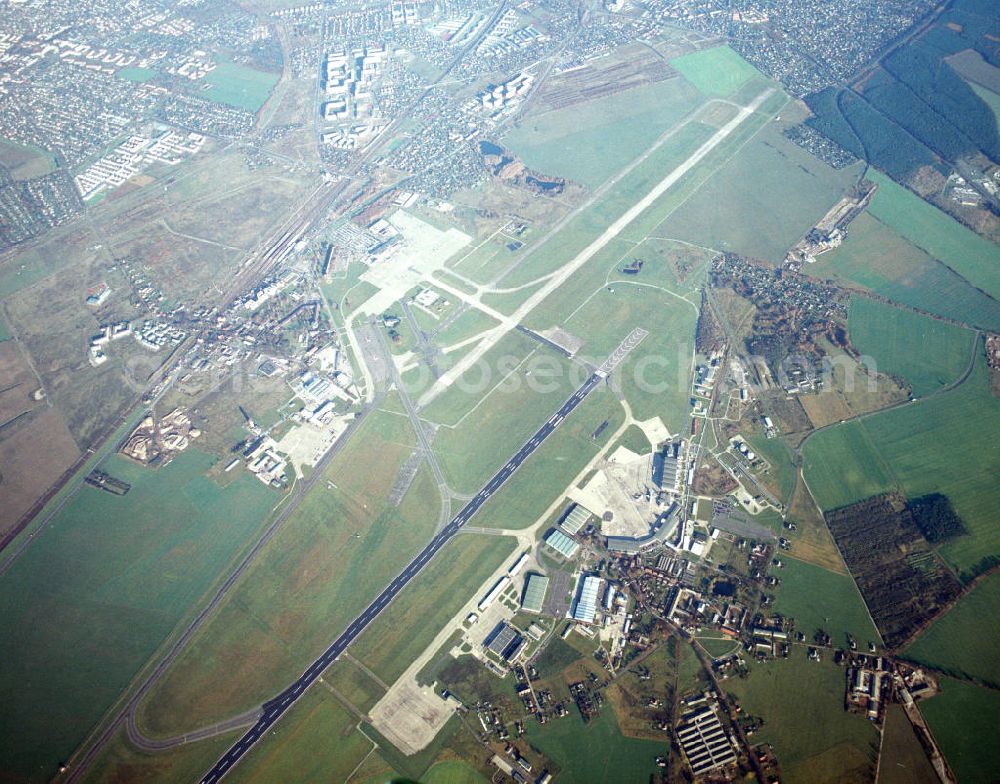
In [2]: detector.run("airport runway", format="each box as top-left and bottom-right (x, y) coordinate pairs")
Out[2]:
(200, 371), (602, 783)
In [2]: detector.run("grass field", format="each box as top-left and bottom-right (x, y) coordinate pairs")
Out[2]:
(470, 384), (624, 530)
(0, 246), (62, 298)
(497, 122), (716, 292)
(802, 351), (1000, 578)
(670, 45), (760, 97)
(84, 724), (240, 784)
(429, 344), (580, 494)
(0, 449), (276, 782)
(919, 677), (1000, 783)
(725, 656), (879, 784)
(904, 570), (1000, 687)
(546, 276), (697, 431)
(524, 704), (663, 784)
(136, 407), (441, 737)
(349, 534), (517, 684)
(421, 759), (490, 784)
(801, 420), (895, 510)
(877, 704), (937, 784)
(744, 429), (798, 503)
(772, 558), (880, 646)
(847, 298), (975, 397)
(612, 424), (651, 455)
(809, 212), (1000, 330)
(0, 138), (55, 180)
(227, 687), (372, 784)
(203, 62), (279, 112)
(656, 114), (859, 264)
(118, 66), (155, 83)
(503, 77), (703, 188)
(867, 171), (1000, 301)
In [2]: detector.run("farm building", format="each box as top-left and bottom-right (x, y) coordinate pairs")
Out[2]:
(676, 700), (738, 776)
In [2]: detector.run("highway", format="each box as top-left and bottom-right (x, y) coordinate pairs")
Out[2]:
(200, 371), (602, 783)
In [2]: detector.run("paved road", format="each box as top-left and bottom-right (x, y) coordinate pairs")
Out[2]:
(63, 396), (382, 783)
(200, 371), (602, 783)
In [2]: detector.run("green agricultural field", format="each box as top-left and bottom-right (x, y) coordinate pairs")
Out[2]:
(803, 352), (1000, 578)
(524, 705), (663, 784)
(904, 570), (1000, 686)
(670, 45), (760, 97)
(503, 77), (704, 188)
(656, 117), (858, 264)
(0, 449), (276, 782)
(810, 212), (1000, 330)
(472, 384), (624, 530)
(801, 420), (894, 511)
(847, 298), (975, 397)
(350, 534), (516, 684)
(861, 355), (1000, 577)
(203, 62), (279, 112)
(85, 724), (240, 784)
(867, 171), (1000, 301)
(135, 407), (442, 737)
(877, 704), (937, 784)
(228, 688), (372, 784)
(772, 558), (880, 646)
(725, 656), (879, 784)
(919, 678), (1000, 784)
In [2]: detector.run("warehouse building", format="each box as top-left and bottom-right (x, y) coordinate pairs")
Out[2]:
(484, 621), (524, 662)
(521, 573), (549, 614)
(559, 503), (593, 536)
(544, 529), (579, 559)
(571, 575), (603, 624)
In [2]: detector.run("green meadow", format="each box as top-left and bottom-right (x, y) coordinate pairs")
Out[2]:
(803, 351), (1000, 578)
(919, 678), (1000, 784)
(670, 45), (760, 97)
(867, 171), (1000, 301)
(0, 450), (275, 782)
(847, 297), (975, 397)
(772, 557), (880, 645)
(905, 570), (1000, 687)
(203, 62), (279, 112)
(810, 212), (1000, 330)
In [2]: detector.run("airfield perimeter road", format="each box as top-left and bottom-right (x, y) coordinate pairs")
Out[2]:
(61, 393), (384, 783)
(199, 369), (604, 783)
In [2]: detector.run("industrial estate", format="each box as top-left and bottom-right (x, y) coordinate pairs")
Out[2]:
(0, 1), (998, 784)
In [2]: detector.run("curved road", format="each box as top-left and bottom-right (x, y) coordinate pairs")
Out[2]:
(200, 371), (603, 783)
